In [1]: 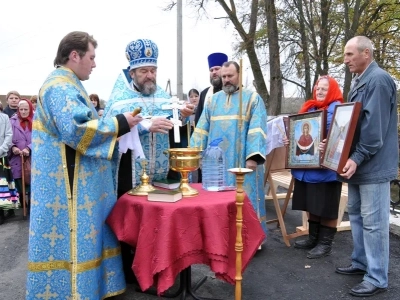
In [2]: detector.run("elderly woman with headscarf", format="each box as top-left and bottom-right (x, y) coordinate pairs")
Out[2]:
(8, 99), (33, 214)
(284, 75), (344, 259)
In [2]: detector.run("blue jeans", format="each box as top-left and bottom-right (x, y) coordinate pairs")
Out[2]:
(347, 182), (390, 288)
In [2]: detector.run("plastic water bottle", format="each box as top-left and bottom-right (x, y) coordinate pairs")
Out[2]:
(202, 138), (226, 191)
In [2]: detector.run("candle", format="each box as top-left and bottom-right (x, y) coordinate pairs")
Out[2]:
(187, 121), (190, 148)
(238, 58), (243, 169)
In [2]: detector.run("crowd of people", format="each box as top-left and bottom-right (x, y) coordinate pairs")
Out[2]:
(0, 91), (34, 224)
(0, 31), (396, 299)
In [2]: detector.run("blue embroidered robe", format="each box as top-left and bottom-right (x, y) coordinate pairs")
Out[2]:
(103, 70), (173, 188)
(190, 89), (268, 234)
(26, 67), (125, 299)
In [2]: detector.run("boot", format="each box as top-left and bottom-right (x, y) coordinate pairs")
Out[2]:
(294, 220), (320, 249)
(0, 210), (4, 225)
(307, 225), (337, 259)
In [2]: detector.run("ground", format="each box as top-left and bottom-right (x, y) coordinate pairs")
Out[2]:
(1, 200), (399, 300)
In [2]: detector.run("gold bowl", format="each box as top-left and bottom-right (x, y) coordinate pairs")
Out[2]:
(165, 147), (202, 197)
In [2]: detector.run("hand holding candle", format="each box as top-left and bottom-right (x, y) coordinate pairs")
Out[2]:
(131, 107), (142, 117)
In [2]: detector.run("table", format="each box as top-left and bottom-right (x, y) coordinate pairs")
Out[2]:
(106, 184), (265, 296)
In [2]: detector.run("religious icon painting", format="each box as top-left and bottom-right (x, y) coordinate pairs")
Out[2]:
(321, 102), (361, 173)
(286, 110), (326, 169)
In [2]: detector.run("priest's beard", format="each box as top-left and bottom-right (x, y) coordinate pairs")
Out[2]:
(222, 84), (237, 95)
(135, 79), (157, 95)
(210, 76), (222, 89)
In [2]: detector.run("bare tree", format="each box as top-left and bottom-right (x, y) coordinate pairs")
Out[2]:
(165, 0), (273, 112)
(264, 0), (282, 115)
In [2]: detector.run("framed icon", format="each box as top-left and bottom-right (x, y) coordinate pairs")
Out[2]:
(321, 102), (362, 173)
(286, 110), (326, 169)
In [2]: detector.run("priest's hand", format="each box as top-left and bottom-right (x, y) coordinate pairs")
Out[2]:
(246, 159), (257, 171)
(149, 118), (174, 134)
(180, 103), (195, 118)
(123, 112), (143, 128)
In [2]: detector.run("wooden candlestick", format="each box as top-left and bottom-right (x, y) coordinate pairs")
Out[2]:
(229, 167), (253, 300)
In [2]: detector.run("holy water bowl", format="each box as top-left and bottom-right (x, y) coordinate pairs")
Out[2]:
(165, 147), (202, 197)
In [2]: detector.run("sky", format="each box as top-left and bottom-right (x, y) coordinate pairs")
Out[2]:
(0, 0), (250, 100)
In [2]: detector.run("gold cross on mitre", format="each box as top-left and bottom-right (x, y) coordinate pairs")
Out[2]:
(161, 96), (185, 143)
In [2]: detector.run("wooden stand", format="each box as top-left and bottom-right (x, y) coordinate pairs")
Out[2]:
(264, 147), (350, 247)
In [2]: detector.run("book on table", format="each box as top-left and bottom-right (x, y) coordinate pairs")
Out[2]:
(152, 179), (180, 189)
(147, 189), (182, 202)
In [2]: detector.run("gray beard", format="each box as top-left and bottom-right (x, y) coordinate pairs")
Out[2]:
(222, 84), (237, 94)
(135, 80), (157, 95)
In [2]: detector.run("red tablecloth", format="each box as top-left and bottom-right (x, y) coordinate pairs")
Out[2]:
(106, 184), (266, 295)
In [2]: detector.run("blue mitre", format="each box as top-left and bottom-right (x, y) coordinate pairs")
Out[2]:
(207, 52), (228, 69)
(126, 39), (158, 70)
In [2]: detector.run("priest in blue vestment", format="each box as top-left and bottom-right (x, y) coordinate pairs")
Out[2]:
(190, 61), (268, 236)
(26, 31), (142, 300)
(103, 38), (194, 283)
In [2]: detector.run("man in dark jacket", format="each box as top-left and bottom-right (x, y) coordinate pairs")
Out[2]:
(335, 36), (398, 298)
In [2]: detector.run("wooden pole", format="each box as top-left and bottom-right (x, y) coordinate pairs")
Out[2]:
(21, 155), (27, 219)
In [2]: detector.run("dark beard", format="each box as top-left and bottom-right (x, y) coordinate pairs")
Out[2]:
(210, 76), (222, 89)
(222, 84), (237, 94)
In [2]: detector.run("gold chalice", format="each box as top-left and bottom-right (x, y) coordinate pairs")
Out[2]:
(165, 147), (202, 197)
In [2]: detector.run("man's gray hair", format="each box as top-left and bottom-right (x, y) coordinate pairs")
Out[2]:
(355, 36), (374, 58)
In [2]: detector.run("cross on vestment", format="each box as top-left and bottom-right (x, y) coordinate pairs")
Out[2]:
(161, 96), (184, 143)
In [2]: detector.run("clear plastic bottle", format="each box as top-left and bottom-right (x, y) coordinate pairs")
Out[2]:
(202, 138), (226, 191)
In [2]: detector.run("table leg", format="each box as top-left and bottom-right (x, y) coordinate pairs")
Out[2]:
(136, 266), (223, 299)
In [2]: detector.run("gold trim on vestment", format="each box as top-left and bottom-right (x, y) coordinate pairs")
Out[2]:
(32, 120), (55, 136)
(102, 287), (127, 300)
(210, 115), (251, 122)
(27, 247), (121, 273)
(71, 152), (80, 296)
(248, 128), (267, 140)
(246, 151), (266, 162)
(108, 117), (119, 160)
(76, 120), (97, 154)
(194, 127), (209, 136)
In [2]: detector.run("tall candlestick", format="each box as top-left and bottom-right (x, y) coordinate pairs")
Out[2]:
(238, 59), (243, 170)
(187, 121), (190, 148)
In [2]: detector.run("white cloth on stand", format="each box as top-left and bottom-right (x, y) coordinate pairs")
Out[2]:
(266, 116), (287, 155)
(118, 117), (170, 157)
(118, 126), (145, 158)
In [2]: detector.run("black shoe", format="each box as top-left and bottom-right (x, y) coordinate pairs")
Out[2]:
(336, 265), (366, 275)
(349, 281), (386, 297)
